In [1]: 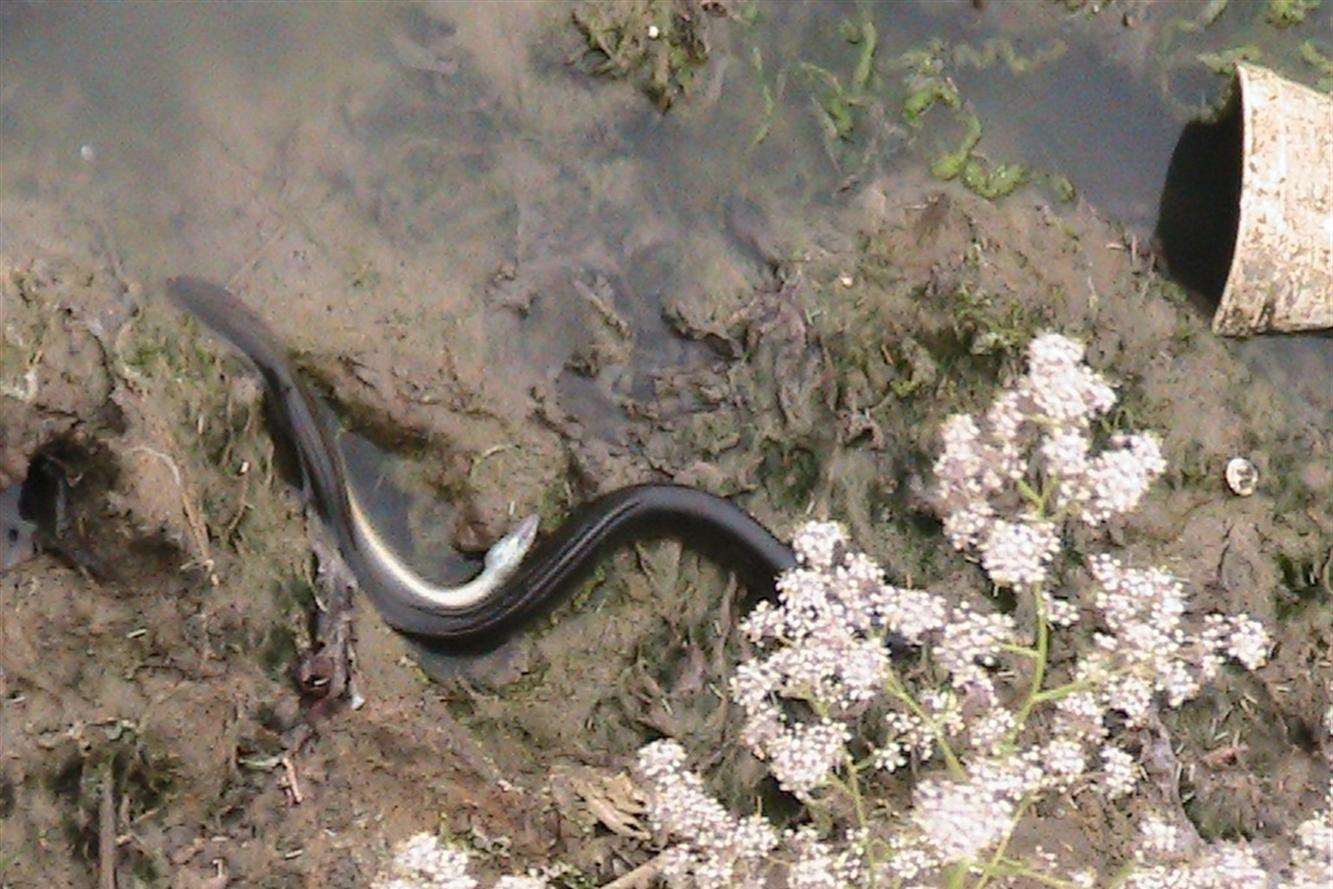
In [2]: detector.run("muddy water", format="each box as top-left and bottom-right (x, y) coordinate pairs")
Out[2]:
(5, 1), (1325, 572)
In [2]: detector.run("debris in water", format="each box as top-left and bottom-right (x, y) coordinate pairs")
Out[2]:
(1226, 457), (1259, 496)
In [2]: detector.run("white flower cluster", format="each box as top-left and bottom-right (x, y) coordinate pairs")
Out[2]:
(631, 332), (1291, 889)
(784, 827), (865, 889)
(732, 520), (1028, 791)
(1074, 555), (1272, 731)
(371, 833), (547, 889)
(1288, 793), (1333, 889)
(635, 740), (779, 889)
(636, 741), (865, 889)
(910, 762), (1021, 862)
(934, 333), (1165, 589)
(1128, 789), (1331, 889)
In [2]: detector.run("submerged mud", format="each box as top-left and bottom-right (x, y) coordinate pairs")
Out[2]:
(2, 2), (1330, 887)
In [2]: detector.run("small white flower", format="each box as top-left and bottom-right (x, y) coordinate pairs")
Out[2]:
(791, 521), (848, 569)
(979, 517), (1060, 589)
(1136, 813), (1181, 859)
(373, 834), (476, 889)
(1100, 745), (1137, 799)
(768, 720), (851, 794)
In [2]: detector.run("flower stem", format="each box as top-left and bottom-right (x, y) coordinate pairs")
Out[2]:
(886, 670), (966, 777)
(987, 858), (1080, 889)
(946, 862), (972, 889)
(971, 796), (1033, 889)
(838, 758), (877, 887)
(1006, 590), (1049, 747)
(1030, 678), (1095, 704)
(1000, 643), (1041, 659)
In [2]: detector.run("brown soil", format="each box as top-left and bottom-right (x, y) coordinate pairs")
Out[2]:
(3, 168), (1328, 886)
(2, 3), (1329, 886)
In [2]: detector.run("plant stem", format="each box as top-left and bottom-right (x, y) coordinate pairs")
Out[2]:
(1006, 590), (1049, 747)
(946, 862), (972, 889)
(886, 670), (966, 777)
(1030, 678), (1096, 704)
(971, 796), (1033, 889)
(1000, 643), (1041, 658)
(988, 858), (1081, 889)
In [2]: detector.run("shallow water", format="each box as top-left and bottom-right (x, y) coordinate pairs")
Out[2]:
(3, 0), (1329, 571)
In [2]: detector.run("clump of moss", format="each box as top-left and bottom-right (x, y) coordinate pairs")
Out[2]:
(1266, 0), (1321, 27)
(1299, 41), (1333, 91)
(1198, 45), (1264, 76)
(571, 0), (710, 110)
(48, 726), (178, 870)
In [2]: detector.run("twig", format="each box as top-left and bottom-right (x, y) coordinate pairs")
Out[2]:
(280, 755), (303, 805)
(99, 767), (117, 889)
(92, 218), (135, 301)
(226, 221), (290, 292)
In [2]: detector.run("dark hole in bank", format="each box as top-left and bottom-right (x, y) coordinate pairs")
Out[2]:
(1154, 91), (1244, 312)
(1, 451), (68, 573)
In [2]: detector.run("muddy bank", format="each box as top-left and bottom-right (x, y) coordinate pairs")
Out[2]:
(4, 163), (1330, 885)
(3, 1), (1331, 886)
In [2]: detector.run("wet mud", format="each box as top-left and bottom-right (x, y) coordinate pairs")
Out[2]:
(2, 1), (1330, 886)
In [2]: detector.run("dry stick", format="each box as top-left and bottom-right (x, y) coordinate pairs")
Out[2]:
(92, 217), (134, 301)
(99, 767), (117, 889)
(599, 854), (662, 889)
(226, 220), (290, 291)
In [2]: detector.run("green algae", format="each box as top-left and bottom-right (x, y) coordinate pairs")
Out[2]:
(903, 80), (961, 124)
(1266, 0), (1322, 27)
(960, 158), (1028, 200)
(848, 19), (878, 91)
(1198, 44), (1265, 75)
(928, 112), (982, 180)
(800, 61), (859, 140)
(749, 46), (778, 146)
(889, 39), (1032, 202)
(571, 0), (708, 110)
(951, 37), (1068, 74)
(1299, 40), (1333, 90)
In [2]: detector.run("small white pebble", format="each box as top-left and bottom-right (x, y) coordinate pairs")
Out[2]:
(1225, 457), (1258, 496)
(79, 144), (96, 163)
(838, 273), (854, 288)
(648, 24), (661, 39)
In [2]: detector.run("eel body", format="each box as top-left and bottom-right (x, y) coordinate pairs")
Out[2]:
(167, 277), (796, 646)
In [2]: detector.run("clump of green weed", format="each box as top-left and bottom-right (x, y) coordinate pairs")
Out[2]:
(1266, 0), (1322, 27)
(571, 0), (709, 110)
(893, 43), (1032, 201)
(945, 283), (1045, 360)
(1299, 41), (1333, 91)
(48, 725), (177, 874)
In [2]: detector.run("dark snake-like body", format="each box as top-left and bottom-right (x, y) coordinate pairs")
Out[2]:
(167, 278), (796, 647)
